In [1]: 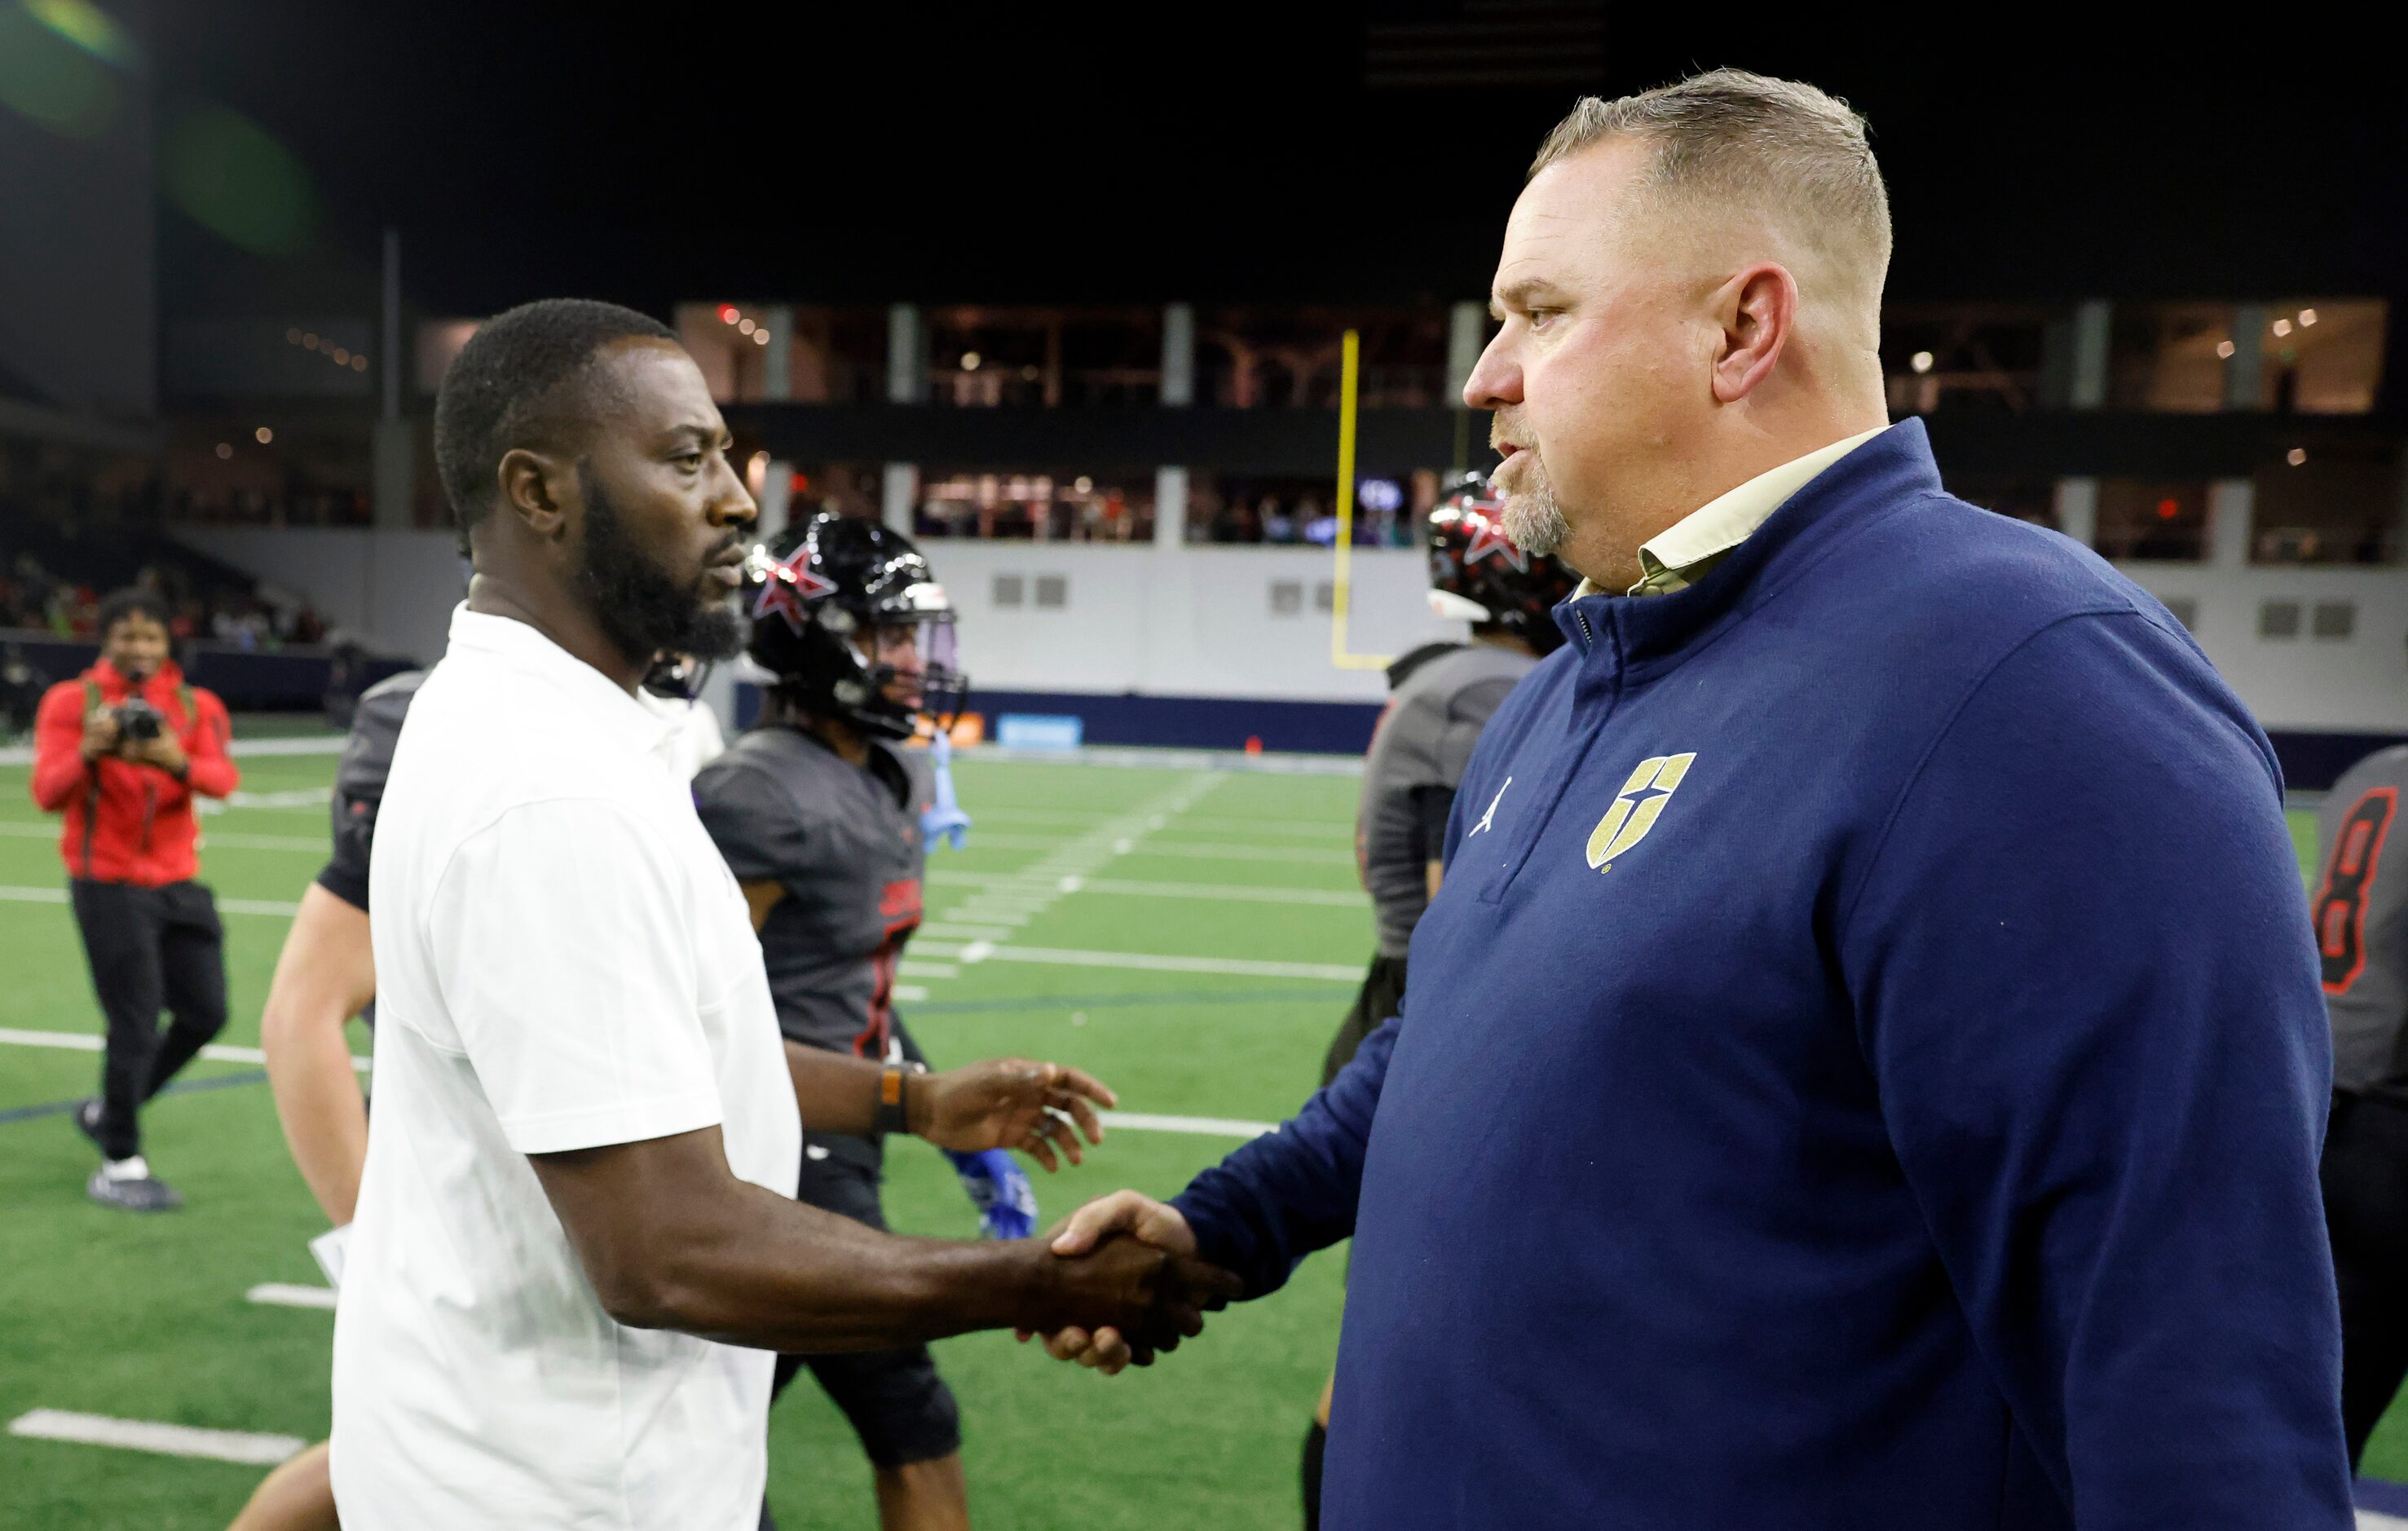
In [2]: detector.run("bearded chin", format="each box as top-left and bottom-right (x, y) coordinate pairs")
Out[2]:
(576, 475), (747, 665)
(1500, 470), (1571, 558)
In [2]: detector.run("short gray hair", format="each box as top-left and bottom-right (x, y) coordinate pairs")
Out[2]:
(1531, 69), (1891, 304)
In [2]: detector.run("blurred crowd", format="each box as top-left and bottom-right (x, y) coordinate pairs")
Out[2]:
(2, 548), (327, 650)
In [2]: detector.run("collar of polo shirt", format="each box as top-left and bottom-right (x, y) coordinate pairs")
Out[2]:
(1568, 424), (1889, 600)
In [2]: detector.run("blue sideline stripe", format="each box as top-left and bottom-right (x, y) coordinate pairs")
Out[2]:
(2361, 1477), (2408, 1515)
(0, 1070), (269, 1128)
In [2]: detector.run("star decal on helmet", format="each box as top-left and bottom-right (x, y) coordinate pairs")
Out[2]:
(752, 546), (838, 633)
(1462, 513), (1529, 571)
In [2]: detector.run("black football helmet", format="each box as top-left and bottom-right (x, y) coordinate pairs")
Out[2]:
(743, 513), (968, 740)
(1424, 470), (1577, 655)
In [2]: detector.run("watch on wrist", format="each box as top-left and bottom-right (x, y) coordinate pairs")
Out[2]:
(874, 1066), (912, 1136)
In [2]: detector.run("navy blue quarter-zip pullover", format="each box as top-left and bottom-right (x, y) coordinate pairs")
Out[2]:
(1175, 420), (2349, 1529)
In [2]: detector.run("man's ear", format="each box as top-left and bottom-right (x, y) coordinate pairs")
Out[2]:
(1709, 263), (1799, 405)
(496, 448), (577, 540)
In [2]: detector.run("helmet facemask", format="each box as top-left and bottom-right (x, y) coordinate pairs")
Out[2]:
(743, 520), (971, 742)
(827, 599), (968, 741)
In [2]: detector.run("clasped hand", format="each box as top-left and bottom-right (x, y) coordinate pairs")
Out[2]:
(1017, 1190), (1219, 1374)
(915, 1072), (1241, 1359)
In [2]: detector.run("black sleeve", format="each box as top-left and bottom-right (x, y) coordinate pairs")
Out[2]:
(1409, 784), (1457, 866)
(314, 832), (371, 912)
(691, 760), (812, 885)
(316, 677), (420, 914)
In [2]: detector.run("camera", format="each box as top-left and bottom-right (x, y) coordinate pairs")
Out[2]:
(113, 698), (165, 743)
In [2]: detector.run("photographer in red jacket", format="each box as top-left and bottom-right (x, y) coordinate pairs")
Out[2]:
(31, 587), (240, 1211)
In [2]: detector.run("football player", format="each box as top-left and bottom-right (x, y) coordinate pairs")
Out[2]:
(695, 512), (1061, 1531)
(2316, 739), (2408, 1466)
(1301, 472), (1575, 1526)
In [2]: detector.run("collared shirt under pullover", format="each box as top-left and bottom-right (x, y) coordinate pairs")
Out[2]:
(1172, 419), (2349, 1529)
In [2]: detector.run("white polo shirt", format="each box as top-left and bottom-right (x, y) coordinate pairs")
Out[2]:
(330, 606), (800, 1531)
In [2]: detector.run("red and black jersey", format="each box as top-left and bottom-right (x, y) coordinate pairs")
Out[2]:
(691, 724), (930, 1065)
(2318, 744), (2408, 1101)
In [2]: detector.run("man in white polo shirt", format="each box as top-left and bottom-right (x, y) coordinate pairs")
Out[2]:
(330, 299), (1234, 1531)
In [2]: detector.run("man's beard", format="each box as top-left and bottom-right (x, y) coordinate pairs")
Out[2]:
(575, 475), (744, 665)
(1498, 454), (1572, 558)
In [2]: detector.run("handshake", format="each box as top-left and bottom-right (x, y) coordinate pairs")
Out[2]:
(1017, 1189), (1224, 1373)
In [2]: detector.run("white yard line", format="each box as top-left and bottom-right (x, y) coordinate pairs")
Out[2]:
(923, 772), (1226, 942)
(0, 823), (327, 852)
(917, 922), (1017, 941)
(7, 1409), (305, 1467)
(246, 1283), (338, 1311)
(209, 787), (334, 811)
(0, 1026), (370, 1073)
(0, 735), (346, 769)
(925, 870), (1365, 907)
(1105, 841), (1355, 865)
(0, 885), (300, 917)
(920, 941), (1357, 982)
(2360, 1512), (2408, 1530)
(1104, 1110), (1275, 1138)
(196, 832), (329, 852)
(973, 808), (1347, 840)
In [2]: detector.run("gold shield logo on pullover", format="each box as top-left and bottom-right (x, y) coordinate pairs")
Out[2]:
(1586, 753), (1696, 872)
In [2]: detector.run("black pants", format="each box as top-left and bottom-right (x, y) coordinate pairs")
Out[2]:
(1323, 952), (1408, 1088)
(68, 879), (228, 1161)
(770, 1139), (963, 1469)
(2324, 1088), (2408, 1466)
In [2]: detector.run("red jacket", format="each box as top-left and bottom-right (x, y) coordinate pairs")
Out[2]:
(31, 660), (239, 885)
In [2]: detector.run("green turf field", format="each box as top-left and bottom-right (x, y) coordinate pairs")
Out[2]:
(0, 743), (1366, 1529)
(0, 742), (2385, 1528)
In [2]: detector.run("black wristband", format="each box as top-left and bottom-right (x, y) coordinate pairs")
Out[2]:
(873, 1066), (911, 1136)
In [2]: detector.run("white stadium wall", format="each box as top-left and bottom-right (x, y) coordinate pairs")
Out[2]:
(176, 530), (1463, 704)
(2119, 564), (2408, 734)
(919, 542), (1461, 703)
(179, 527), (2406, 739)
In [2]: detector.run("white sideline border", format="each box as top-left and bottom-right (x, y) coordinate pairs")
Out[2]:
(7, 1408), (304, 1467)
(0, 735), (347, 768)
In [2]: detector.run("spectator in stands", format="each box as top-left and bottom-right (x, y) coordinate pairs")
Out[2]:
(29, 587), (240, 1211)
(1, 642), (46, 742)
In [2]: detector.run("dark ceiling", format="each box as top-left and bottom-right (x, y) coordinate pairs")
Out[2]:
(153, 5), (2408, 318)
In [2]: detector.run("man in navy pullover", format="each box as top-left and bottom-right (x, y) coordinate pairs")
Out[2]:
(1039, 69), (2351, 1529)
